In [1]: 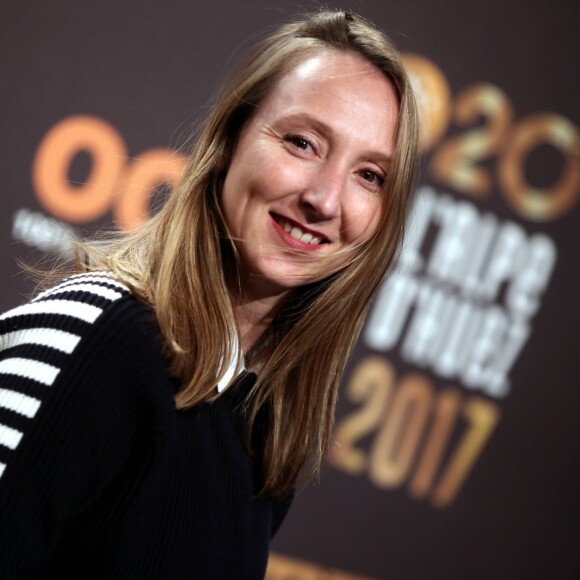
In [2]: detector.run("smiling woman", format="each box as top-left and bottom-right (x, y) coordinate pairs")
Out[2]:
(0, 9), (418, 579)
(222, 50), (399, 310)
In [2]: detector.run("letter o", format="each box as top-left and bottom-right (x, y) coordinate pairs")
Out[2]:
(401, 53), (452, 154)
(114, 149), (186, 230)
(33, 115), (127, 223)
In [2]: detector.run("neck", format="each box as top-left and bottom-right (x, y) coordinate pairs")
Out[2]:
(222, 250), (291, 355)
(233, 291), (288, 355)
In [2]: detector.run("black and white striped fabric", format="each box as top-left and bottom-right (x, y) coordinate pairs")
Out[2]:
(0, 271), (292, 578)
(0, 272), (130, 480)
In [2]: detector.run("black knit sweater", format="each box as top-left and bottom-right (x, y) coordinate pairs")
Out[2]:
(0, 273), (292, 579)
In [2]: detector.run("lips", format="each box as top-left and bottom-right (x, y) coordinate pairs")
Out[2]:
(270, 213), (330, 246)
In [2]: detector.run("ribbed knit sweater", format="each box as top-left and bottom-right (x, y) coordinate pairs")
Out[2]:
(0, 273), (292, 579)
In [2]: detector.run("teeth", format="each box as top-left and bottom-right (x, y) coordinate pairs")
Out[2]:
(279, 219), (323, 245)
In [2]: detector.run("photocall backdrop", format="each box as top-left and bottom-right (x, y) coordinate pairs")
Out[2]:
(1, 1), (579, 578)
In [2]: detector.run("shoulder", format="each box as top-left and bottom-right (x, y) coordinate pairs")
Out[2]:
(0, 271), (159, 386)
(0, 274), (174, 573)
(1, 271), (134, 339)
(0, 272), (169, 480)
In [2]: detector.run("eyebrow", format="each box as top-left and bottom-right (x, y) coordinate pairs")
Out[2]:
(277, 112), (393, 165)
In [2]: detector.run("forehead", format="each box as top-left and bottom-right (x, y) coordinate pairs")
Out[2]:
(254, 50), (399, 151)
(287, 49), (389, 88)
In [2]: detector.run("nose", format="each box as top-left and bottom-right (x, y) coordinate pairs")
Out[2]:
(299, 163), (345, 221)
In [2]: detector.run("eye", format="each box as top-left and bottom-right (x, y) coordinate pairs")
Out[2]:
(359, 169), (385, 190)
(283, 134), (315, 153)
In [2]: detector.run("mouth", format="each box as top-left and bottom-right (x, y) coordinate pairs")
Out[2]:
(270, 213), (330, 246)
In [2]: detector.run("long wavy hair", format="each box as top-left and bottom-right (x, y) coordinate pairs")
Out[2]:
(77, 9), (419, 497)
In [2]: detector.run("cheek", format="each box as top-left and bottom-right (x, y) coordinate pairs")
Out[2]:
(220, 179), (236, 231)
(224, 152), (279, 206)
(344, 197), (383, 243)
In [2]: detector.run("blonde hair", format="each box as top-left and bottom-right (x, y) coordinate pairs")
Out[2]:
(77, 9), (419, 497)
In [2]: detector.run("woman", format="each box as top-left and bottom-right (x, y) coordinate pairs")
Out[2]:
(0, 9), (418, 579)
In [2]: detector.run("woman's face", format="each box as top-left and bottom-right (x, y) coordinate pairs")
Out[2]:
(221, 50), (399, 301)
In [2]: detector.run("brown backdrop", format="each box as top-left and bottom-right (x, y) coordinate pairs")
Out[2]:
(1, 1), (579, 578)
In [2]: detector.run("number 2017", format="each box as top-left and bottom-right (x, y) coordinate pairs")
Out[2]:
(329, 356), (500, 508)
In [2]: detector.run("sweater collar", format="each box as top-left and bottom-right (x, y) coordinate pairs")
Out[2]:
(217, 335), (245, 393)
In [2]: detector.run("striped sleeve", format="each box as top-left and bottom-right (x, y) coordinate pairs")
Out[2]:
(0, 272), (130, 481)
